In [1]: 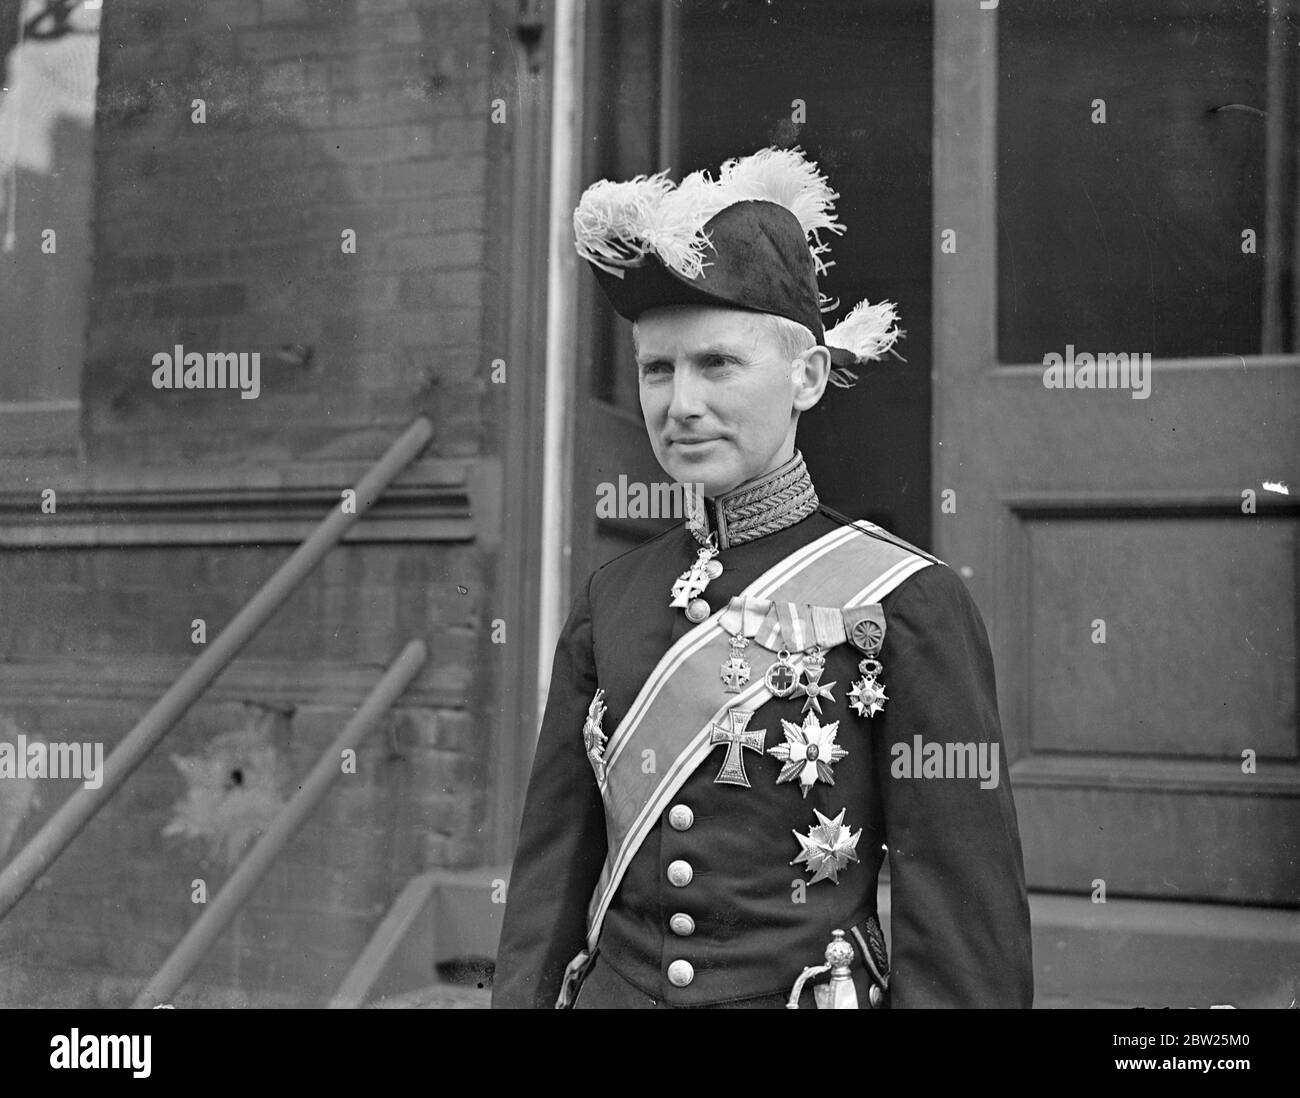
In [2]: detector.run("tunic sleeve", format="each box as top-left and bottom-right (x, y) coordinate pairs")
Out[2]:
(491, 571), (608, 1008)
(872, 564), (1034, 1007)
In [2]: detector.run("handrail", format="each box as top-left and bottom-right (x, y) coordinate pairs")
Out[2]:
(133, 639), (428, 1008)
(0, 417), (435, 921)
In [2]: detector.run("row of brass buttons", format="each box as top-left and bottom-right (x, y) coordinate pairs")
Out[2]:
(666, 803), (696, 987)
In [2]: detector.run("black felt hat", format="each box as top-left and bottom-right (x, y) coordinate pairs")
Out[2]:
(591, 198), (826, 340)
(573, 147), (903, 386)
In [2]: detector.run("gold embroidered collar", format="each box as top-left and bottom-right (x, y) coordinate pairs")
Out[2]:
(687, 450), (820, 550)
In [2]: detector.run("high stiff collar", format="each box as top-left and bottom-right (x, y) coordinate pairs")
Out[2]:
(686, 450), (820, 551)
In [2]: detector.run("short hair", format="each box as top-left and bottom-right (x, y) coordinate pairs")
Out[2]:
(756, 312), (818, 362)
(631, 310), (818, 362)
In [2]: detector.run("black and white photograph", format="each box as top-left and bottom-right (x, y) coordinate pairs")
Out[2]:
(0, 0), (1295, 1073)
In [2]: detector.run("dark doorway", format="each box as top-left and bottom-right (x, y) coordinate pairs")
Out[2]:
(676, 0), (934, 550)
(572, 0), (934, 595)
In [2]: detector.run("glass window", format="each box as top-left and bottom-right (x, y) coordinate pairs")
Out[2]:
(997, 0), (1296, 361)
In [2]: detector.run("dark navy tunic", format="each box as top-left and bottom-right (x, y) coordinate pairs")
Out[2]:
(492, 508), (1033, 1008)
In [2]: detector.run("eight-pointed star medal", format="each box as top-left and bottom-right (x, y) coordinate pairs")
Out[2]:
(791, 807), (862, 885)
(766, 710), (847, 797)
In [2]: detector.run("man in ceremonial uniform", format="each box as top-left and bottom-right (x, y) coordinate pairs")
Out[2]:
(492, 148), (1033, 1009)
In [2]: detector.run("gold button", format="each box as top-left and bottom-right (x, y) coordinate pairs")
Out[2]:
(669, 912), (695, 937)
(667, 959), (694, 987)
(667, 804), (694, 831)
(666, 859), (693, 887)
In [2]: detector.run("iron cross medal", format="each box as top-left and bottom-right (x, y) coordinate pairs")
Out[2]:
(707, 707), (767, 787)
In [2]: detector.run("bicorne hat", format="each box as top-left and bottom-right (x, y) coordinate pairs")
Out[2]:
(572, 147), (902, 386)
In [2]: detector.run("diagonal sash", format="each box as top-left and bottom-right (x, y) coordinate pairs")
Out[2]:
(583, 521), (934, 954)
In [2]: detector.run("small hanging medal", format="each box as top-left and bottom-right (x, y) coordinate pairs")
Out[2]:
(796, 645), (837, 715)
(764, 649), (799, 698)
(719, 598), (761, 695)
(848, 658), (888, 718)
(844, 605), (888, 720)
(720, 634), (751, 694)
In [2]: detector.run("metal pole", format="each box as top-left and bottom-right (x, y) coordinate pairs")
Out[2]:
(0, 417), (434, 920)
(133, 638), (427, 1008)
(538, 0), (583, 733)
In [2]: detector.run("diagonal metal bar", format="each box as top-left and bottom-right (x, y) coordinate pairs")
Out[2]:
(0, 417), (434, 921)
(133, 638), (427, 1008)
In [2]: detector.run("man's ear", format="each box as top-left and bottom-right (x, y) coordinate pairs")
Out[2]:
(792, 345), (832, 412)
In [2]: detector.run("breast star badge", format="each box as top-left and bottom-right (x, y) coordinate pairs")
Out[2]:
(848, 658), (888, 718)
(766, 710), (847, 797)
(582, 688), (609, 784)
(791, 807), (862, 885)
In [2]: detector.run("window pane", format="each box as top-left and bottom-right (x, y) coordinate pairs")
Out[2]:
(997, 0), (1285, 361)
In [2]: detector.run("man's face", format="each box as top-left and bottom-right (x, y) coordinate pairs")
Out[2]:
(634, 305), (804, 498)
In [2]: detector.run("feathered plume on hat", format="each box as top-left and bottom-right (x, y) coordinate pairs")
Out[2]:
(573, 146), (903, 388)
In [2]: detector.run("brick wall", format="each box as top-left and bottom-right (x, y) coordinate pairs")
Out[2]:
(0, 539), (489, 1006)
(84, 0), (496, 463)
(0, 0), (514, 1005)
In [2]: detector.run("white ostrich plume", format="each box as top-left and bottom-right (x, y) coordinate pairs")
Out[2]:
(573, 146), (843, 280)
(824, 299), (905, 388)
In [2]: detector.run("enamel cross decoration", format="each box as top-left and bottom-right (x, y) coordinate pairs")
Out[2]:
(764, 649), (799, 698)
(848, 659), (888, 718)
(844, 605), (888, 720)
(795, 646), (837, 715)
(720, 634), (752, 694)
(670, 540), (723, 624)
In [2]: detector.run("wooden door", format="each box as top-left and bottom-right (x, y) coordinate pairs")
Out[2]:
(934, 0), (1300, 932)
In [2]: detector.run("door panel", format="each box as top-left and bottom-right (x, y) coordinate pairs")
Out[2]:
(934, 2), (1300, 907)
